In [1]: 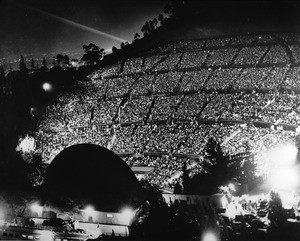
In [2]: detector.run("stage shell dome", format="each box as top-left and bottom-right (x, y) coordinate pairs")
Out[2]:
(41, 144), (143, 212)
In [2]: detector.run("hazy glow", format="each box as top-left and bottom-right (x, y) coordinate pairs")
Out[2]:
(39, 230), (55, 241)
(266, 143), (298, 166)
(31, 203), (43, 214)
(257, 142), (298, 178)
(42, 82), (52, 91)
(202, 231), (218, 241)
(121, 207), (134, 225)
(84, 206), (95, 217)
(269, 167), (298, 191)
(17, 3), (127, 43)
(258, 143), (299, 208)
(279, 191), (296, 209)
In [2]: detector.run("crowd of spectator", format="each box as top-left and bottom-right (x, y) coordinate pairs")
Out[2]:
(28, 33), (300, 189)
(154, 53), (182, 71)
(106, 76), (135, 98)
(123, 57), (143, 74)
(234, 46), (268, 65)
(206, 48), (238, 66)
(289, 45), (300, 63)
(205, 37), (231, 48)
(153, 71), (182, 93)
(178, 51), (208, 68)
(262, 45), (289, 64)
(120, 96), (153, 123)
(144, 54), (166, 70)
(150, 95), (182, 121)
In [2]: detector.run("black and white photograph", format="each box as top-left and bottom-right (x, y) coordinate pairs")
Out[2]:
(1, 0), (300, 240)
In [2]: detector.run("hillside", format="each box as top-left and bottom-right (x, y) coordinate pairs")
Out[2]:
(23, 32), (300, 189)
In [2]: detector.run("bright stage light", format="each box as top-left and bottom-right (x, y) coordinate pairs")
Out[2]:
(42, 82), (52, 91)
(84, 206), (95, 216)
(121, 207), (134, 225)
(202, 231), (218, 241)
(266, 143), (298, 166)
(31, 203), (43, 215)
(269, 167), (298, 192)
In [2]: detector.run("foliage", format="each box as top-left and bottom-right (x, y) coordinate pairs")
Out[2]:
(41, 57), (48, 71)
(130, 180), (220, 240)
(0, 66), (5, 83)
(19, 55), (28, 75)
(56, 54), (70, 67)
(30, 58), (35, 71)
(188, 138), (234, 195)
(141, 19), (158, 37)
(81, 43), (105, 65)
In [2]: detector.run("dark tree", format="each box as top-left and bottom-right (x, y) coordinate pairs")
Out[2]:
(0, 66), (5, 83)
(267, 191), (287, 239)
(164, 3), (173, 15)
(133, 33), (141, 42)
(182, 161), (190, 193)
(173, 181), (182, 194)
(30, 58), (35, 71)
(56, 54), (64, 67)
(189, 138), (234, 195)
(164, 0), (186, 17)
(81, 43), (104, 65)
(41, 57), (48, 71)
(112, 46), (118, 53)
(233, 156), (262, 195)
(141, 21), (151, 36)
(19, 55), (28, 75)
(27, 153), (49, 186)
(158, 14), (165, 24)
(130, 180), (170, 239)
(63, 54), (70, 66)
(152, 18), (158, 29)
(120, 42), (125, 49)
(52, 56), (57, 67)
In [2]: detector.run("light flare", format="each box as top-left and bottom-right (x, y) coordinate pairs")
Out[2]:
(15, 2), (128, 43)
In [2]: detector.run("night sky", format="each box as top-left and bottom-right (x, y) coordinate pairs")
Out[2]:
(1, 0), (300, 59)
(0, 0), (167, 58)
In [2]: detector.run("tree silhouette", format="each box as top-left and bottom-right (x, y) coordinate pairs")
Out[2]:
(130, 180), (170, 239)
(133, 33), (141, 42)
(19, 55), (28, 75)
(0, 66), (5, 83)
(173, 181), (182, 194)
(267, 191), (287, 239)
(81, 43), (104, 65)
(52, 56), (57, 68)
(63, 54), (70, 66)
(56, 54), (64, 67)
(189, 138), (234, 195)
(112, 46), (118, 53)
(41, 57), (48, 71)
(158, 14), (165, 24)
(182, 161), (190, 193)
(141, 21), (151, 36)
(30, 58), (35, 71)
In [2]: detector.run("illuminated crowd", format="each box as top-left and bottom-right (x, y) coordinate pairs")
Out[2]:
(25, 33), (300, 189)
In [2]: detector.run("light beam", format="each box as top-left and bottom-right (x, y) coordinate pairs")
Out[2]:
(14, 2), (128, 43)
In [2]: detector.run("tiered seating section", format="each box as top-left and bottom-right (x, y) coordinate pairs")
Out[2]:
(31, 33), (300, 189)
